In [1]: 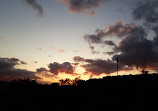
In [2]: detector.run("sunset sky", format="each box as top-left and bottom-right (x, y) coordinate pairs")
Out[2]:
(0, 0), (158, 84)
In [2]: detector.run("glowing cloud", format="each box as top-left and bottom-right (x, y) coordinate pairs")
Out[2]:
(59, 0), (106, 15)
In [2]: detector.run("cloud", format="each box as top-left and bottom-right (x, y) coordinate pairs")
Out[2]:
(111, 25), (158, 70)
(0, 57), (27, 67)
(22, 0), (44, 17)
(91, 50), (100, 54)
(36, 67), (58, 79)
(49, 46), (66, 53)
(71, 63), (79, 67)
(36, 67), (47, 73)
(85, 23), (158, 71)
(0, 57), (38, 81)
(129, 0), (158, 70)
(36, 62), (80, 81)
(84, 21), (135, 45)
(84, 11), (158, 72)
(89, 46), (100, 54)
(59, 0), (106, 15)
(104, 40), (116, 46)
(133, 0), (158, 23)
(82, 59), (119, 75)
(73, 56), (129, 75)
(20, 61), (27, 64)
(48, 62), (74, 75)
(83, 0), (158, 72)
(73, 56), (85, 62)
(84, 21), (135, 54)
(57, 49), (66, 53)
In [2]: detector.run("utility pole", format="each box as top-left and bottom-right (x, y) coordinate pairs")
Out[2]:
(116, 56), (119, 76)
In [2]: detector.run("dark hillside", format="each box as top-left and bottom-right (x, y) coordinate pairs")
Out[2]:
(0, 74), (158, 111)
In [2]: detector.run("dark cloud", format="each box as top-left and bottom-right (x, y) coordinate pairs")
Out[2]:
(84, 21), (135, 45)
(36, 67), (47, 73)
(48, 62), (74, 75)
(20, 61), (27, 64)
(104, 40), (116, 46)
(0, 58), (27, 68)
(103, 21), (135, 37)
(133, 0), (158, 23)
(73, 56), (85, 62)
(91, 50), (100, 54)
(82, 59), (119, 75)
(0, 57), (38, 81)
(71, 63), (79, 67)
(22, 0), (44, 17)
(84, 18), (158, 72)
(84, 21), (135, 54)
(36, 61), (79, 79)
(59, 0), (106, 15)
(153, 27), (158, 49)
(84, 32), (102, 44)
(86, 23), (158, 72)
(88, 45), (100, 54)
(73, 56), (128, 75)
(83, 0), (158, 72)
(110, 26), (158, 70)
(36, 67), (56, 78)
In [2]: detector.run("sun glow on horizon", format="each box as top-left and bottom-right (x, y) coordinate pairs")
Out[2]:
(35, 67), (148, 84)
(15, 61), (158, 85)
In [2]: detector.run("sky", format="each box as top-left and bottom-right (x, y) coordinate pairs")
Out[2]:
(0, 0), (158, 84)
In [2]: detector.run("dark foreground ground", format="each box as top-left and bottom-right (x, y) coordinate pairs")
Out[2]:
(0, 74), (158, 111)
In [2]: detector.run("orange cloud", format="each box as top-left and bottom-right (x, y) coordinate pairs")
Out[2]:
(57, 49), (66, 53)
